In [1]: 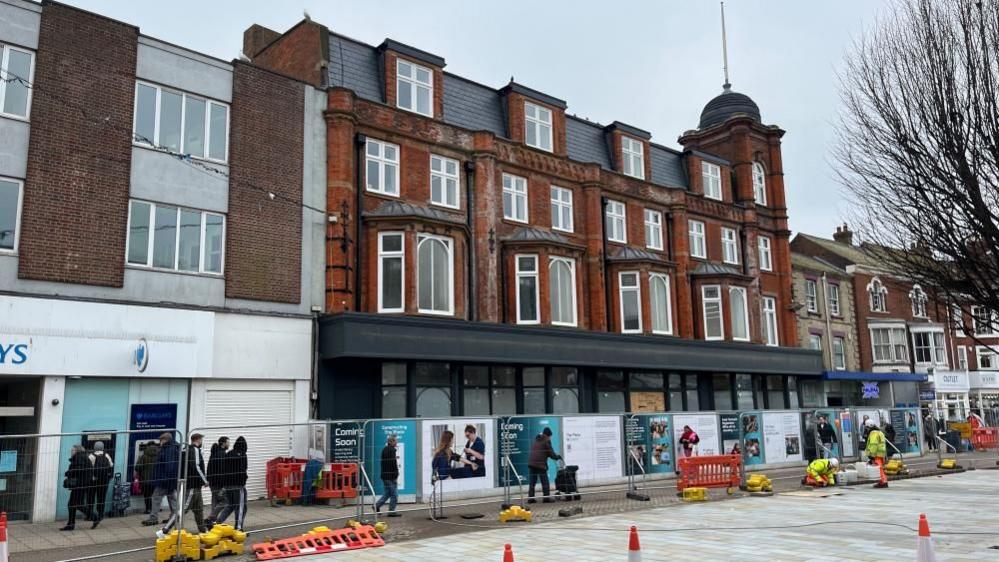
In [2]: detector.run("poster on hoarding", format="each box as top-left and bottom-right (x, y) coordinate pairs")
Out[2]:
(856, 409), (886, 449)
(624, 414), (674, 475)
(740, 411), (764, 465)
(500, 416), (561, 486)
(563, 416), (623, 481)
(720, 414), (740, 455)
(329, 421), (363, 463)
(365, 420), (417, 499)
(762, 412), (803, 464)
(812, 410), (842, 458)
(839, 411), (855, 457)
(421, 418), (493, 492)
(673, 413), (720, 459)
(902, 409), (921, 453)
(308, 423), (329, 462)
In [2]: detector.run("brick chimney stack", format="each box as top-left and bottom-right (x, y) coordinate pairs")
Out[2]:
(243, 24), (280, 60)
(833, 223), (854, 246)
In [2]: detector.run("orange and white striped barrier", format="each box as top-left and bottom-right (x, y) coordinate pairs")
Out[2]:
(628, 525), (642, 561)
(0, 512), (8, 562)
(917, 513), (936, 562)
(502, 543), (515, 562)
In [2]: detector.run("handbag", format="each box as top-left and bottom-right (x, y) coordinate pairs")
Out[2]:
(63, 477), (78, 489)
(132, 473), (141, 495)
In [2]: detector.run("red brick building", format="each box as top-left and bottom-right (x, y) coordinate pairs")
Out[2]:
(244, 20), (820, 419)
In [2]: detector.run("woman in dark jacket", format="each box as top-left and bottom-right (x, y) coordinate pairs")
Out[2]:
(215, 436), (248, 530)
(135, 441), (159, 514)
(205, 436), (229, 525)
(60, 444), (95, 531)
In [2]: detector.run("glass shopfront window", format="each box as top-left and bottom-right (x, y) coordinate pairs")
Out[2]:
(685, 375), (700, 411)
(415, 362), (452, 417)
(766, 375), (786, 409)
(381, 362), (407, 418)
(462, 365), (491, 416)
(713, 374), (733, 410)
(787, 376), (800, 408)
(551, 367), (580, 414)
(668, 374), (684, 411)
(523, 367), (546, 414)
(629, 372), (665, 412)
(735, 374), (755, 410)
(492, 367), (517, 415)
(597, 370), (626, 412)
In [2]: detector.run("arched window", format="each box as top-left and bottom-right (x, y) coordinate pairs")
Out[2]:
(549, 257), (577, 326)
(650, 273), (673, 335)
(910, 285), (928, 317)
(729, 286), (750, 341)
(868, 277), (887, 312)
(752, 162), (767, 206)
(417, 235), (453, 314)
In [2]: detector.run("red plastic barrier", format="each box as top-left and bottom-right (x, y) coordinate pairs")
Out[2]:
(266, 457), (307, 501)
(676, 454), (742, 491)
(252, 525), (384, 560)
(316, 463), (359, 500)
(972, 427), (998, 450)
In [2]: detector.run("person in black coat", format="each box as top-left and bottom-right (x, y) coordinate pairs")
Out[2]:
(144, 433), (180, 528)
(60, 444), (95, 531)
(86, 441), (113, 526)
(526, 427), (561, 503)
(816, 416), (838, 459)
(375, 435), (400, 516)
(215, 436), (248, 530)
(205, 436), (229, 525)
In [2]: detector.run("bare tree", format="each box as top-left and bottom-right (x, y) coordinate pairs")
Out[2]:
(836, 0), (999, 332)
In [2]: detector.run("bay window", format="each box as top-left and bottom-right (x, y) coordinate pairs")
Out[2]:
(417, 234), (453, 315)
(378, 232), (404, 312)
(515, 254), (540, 324)
(729, 286), (750, 341)
(702, 285), (724, 340)
(619, 271), (642, 333)
(549, 257), (577, 326)
(650, 273), (673, 335)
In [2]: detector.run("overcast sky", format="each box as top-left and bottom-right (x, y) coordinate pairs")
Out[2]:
(65, 0), (888, 238)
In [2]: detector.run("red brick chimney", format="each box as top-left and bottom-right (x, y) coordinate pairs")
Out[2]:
(243, 24), (280, 60)
(833, 223), (854, 246)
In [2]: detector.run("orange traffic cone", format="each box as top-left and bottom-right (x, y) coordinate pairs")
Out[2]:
(916, 513), (936, 562)
(0, 512), (8, 562)
(628, 526), (642, 562)
(503, 543), (514, 562)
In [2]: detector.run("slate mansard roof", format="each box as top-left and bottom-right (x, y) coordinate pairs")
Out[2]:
(327, 33), (689, 189)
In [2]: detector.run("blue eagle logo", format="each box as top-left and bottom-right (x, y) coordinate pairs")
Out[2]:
(135, 339), (149, 373)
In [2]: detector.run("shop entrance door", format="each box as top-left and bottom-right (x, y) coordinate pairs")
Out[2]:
(0, 377), (41, 520)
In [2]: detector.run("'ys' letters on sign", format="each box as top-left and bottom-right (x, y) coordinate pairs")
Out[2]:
(0, 343), (28, 365)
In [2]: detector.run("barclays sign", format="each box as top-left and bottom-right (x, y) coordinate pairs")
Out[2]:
(0, 343), (28, 365)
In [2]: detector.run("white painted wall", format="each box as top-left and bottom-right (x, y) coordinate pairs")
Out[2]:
(211, 312), (312, 380)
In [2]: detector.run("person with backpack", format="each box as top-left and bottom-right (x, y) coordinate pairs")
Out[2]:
(86, 441), (113, 525)
(205, 436), (229, 526)
(214, 436), (248, 531)
(144, 433), (180, 528)
(135, 440), (160, 515)
(60, 445), (95, 531)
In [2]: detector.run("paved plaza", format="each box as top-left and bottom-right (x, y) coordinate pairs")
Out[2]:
(326, 470), (999, 562)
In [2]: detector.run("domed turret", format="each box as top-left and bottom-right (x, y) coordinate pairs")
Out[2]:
(698, 84), (761, 129)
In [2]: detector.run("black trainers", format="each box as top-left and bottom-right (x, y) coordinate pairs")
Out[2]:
(59, 525), (74, 531)
(873, 482), (888, 489)
(91, 519), (101, 529)
(526, 498), (537, 504)
(387, 512), (401, 517)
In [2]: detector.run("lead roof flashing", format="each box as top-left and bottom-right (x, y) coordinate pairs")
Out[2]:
(604, 121), (652, 140)
(500, 81), (567, 109)
(377, 38), (446, 68)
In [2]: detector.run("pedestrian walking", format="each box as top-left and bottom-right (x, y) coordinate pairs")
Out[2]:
(60, 444), (96, 531)
(923, 413), (936, 451)
(143, 433), (180, 528)
(157, 434), (209, 537)
(214, 436), (248, 531)
(375, 435), (401, 517)
(86, 441), (114, 525)
(135, 440), (160, 514)
(679, 425), (700, 458)
(816, 416), (838, 459)
(526, 427), (561, 503)
(205, 436), (229, 526)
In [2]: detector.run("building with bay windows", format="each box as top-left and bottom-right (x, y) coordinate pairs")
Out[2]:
(240, 19), (821, 420)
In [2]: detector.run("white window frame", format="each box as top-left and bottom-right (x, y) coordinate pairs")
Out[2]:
(689, 219), (706, 259)
(550, 186), (574, 233)
(0, 177), (23, 254)
(832, 337), (846, 370)
(752, 162), (767, 206)
(702, 285), (724, 341)
(911, 328), (948, 367)
(524, 101), (553, 152)
(605, 200), (627, 243)
(124, 199), (225, 275)
(649, 273), (673, 335)
(621, 136), (645, 179)
(365, 138), (401, 197)
(396, 59), (433, 117)
(429, 154), (460, 209)
(910, 285), (928, 318)
(644, 209), (663, 251)
(131, 81), (230, 163)
(515, 254), (540, 325)
(761, 296), (779, 346)
(758, 236), (773, 271)
(957, 345), (968, 371)
(721, 227), (739, 264)
(701, 161), (722, 200)
(804, 279), (819, 313)
(618, 271), (642, 334)
(868, 277), (888, 312)
(808, 334), (823, 351)
(971, 305), (998, 336)
(416, 233), (454, 316)
(870, 325), (908, 364)
(729, 286), (750, 342)
(502, 173), (529, 223)
(975, 346), (997, 371)
(828, 283), (841, 317)
(377, 231), (405, 313)
(548, 256), (578, 327)
(0, 44), (36, 120)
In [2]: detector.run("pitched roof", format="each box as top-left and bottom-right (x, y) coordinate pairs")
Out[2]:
(502, 226), (579, 247)
(607, 246), (667, 263)
(690, 262), (747, 277)
(326, 32), (688, 189)
(795, 233), (874, 266)
(790, 252), (849, 277)
(362, 200), (465, 225)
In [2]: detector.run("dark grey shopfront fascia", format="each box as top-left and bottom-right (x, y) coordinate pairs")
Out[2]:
(317, 313), (824, 419)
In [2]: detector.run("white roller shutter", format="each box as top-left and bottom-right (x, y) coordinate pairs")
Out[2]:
(203, 386), (295, 500)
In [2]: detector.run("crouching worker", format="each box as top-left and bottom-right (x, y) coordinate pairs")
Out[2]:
(804, 457), (839, 487)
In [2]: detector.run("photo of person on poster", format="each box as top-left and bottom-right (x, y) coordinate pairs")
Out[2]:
(427, 421), (488, 484)
(743, 415), (759, 433)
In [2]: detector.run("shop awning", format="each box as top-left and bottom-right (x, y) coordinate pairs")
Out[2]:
(822, 370), (927, 382)
(319, 313), (824, 376)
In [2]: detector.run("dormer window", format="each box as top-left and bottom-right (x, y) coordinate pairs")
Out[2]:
(702, 161), (722, 200)
(622, 137), (645, 179)
(753, 162), (767, 206)
(524, 102), (553, 152)
(396, 59), (433, 117)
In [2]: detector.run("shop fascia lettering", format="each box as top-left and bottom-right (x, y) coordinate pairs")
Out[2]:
(0, 342), (28, 365)
(934, 371), (970, 391)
